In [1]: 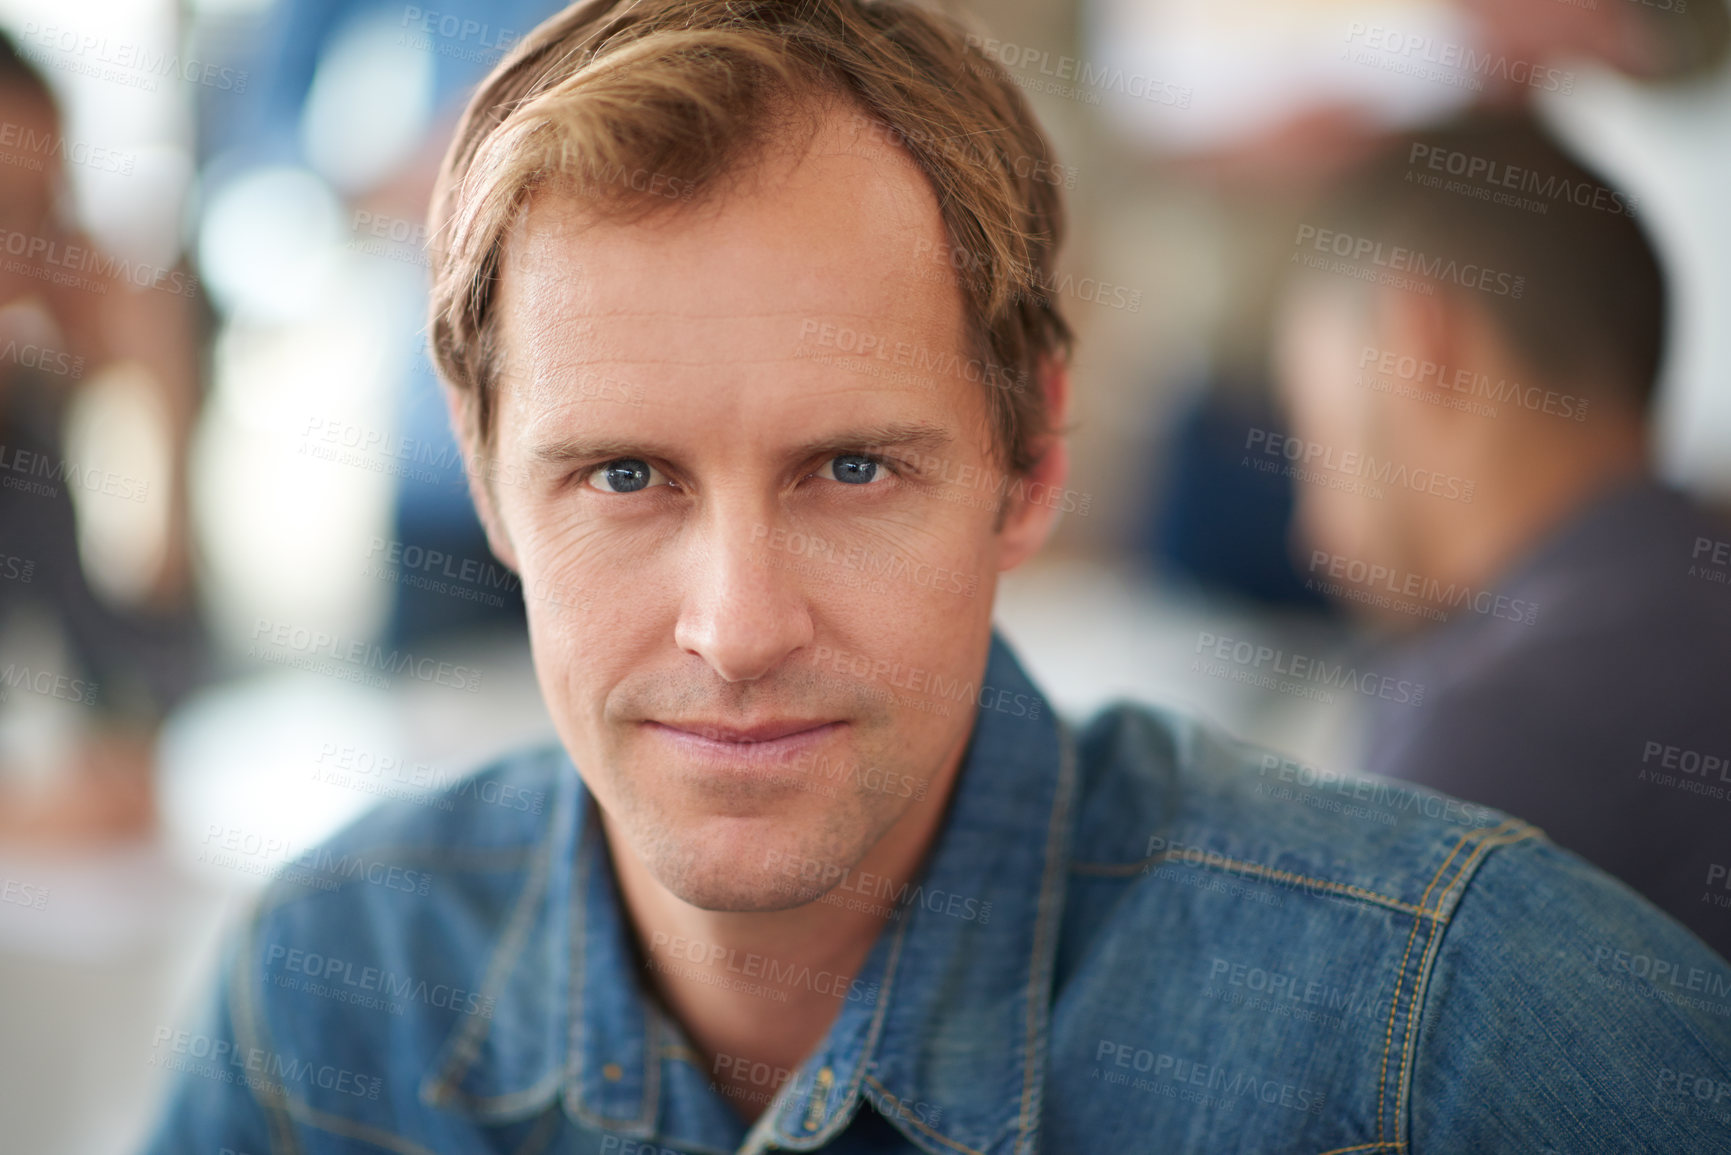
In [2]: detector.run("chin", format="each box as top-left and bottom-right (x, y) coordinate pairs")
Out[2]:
(633, 806), (877, 913)
(642, 838), (820, 912)
(664, 872), (820, 914)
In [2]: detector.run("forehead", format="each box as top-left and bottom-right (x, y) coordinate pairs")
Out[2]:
(490, 104), (975, 440)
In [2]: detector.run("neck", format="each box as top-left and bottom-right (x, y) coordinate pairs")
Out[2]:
(602, 733), (969, 1123)
(1406, 406), (1648, 591)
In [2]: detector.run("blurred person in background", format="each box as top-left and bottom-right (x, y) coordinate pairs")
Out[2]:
(1128, 0), (1731, 609)
(0, 33), (205, 843)
(1274, 110), (1731, 960)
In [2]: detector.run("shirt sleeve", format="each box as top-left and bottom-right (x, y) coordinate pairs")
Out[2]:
(1409, 834), (1731, 1153)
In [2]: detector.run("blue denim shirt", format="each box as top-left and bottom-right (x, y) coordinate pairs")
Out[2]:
(144, 634), (1731, 1153)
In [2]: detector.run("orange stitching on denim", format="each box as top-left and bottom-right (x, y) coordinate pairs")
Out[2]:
(1393, 825), (1537, 1148)
(865, 1074), (984, 1155)
(1374, 818), (1520, 1144)
(1075, 851), (1436, 917)
(1401, 824), (1534, 1144)
(1315, 1143), (1401, 1154)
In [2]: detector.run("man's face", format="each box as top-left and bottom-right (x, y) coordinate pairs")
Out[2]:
(474, 106), (1057, 912)
(1273, 281), (1391, 571)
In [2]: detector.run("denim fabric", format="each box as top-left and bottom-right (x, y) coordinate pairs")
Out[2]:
(143, 634), (1731, 1153)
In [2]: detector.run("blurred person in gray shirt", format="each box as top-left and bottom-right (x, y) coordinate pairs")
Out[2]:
(1273, 110), (1731, 960)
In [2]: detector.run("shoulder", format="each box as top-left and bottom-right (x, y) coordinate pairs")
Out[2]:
(1066, 700), (1512, 915)
(1048, 703), (1540, 1150)
(226, 743), (573, 1124)
(1409, 833), (1731, 1149)
(252, 738), (568, 927)
(305, 742), (566, 854)
(1361, 575), (1731, 793)
(1057, 702), (1731, 1149)
(248, 738), (570, 963)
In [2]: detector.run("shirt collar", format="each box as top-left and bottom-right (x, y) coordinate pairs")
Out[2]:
(417, 742), (585, 1122)
(825, 633), (1075, 1155)
(420, 632), (1076, 1154)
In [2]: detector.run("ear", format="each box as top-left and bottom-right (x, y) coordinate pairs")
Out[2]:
(443, 381), (521, 573)
(1375, 286), (1511, 425)
(1374, 283), (1452, 380)
(996, 355), (1072, 572)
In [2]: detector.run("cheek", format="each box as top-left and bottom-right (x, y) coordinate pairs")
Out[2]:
(1300, 359), (1370, 449)
(512, 492), (677, 605)
(1277, 297), (1374, 449)
(516, 522), (602, 635)
(512, 516), (673, 706)
(807, 500), (993, 624)
(802, 513), (996, 705)
(1298, 489), (1373, 565)
(824, 506), (984, 583)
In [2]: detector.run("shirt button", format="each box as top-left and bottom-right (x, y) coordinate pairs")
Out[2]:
(803, 1066), (835, 1132)
(603, 1062), (623, 1082)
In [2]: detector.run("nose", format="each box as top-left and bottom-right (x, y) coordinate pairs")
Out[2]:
(673, 512), (814, 682)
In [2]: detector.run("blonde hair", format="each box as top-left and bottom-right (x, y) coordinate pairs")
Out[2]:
(427, 0), (1071, 475)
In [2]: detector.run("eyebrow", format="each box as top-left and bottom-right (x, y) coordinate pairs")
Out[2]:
(529, 438), (659, 467)
(800, 421), (955, 460)
(527, 421), (955, 468)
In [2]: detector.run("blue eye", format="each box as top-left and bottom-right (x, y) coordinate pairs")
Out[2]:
(586, 458), (667, 493)
(825, 454), (882, 485)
